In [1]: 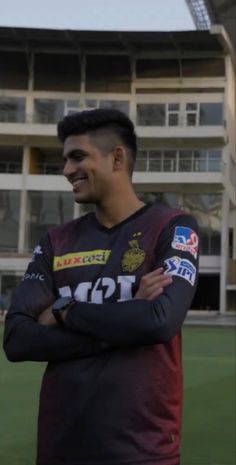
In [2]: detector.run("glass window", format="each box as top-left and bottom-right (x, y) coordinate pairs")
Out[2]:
(183, 193), (221, 255)
(186, 103), (198, 126)
(135, 151), (148, 171)
(26, 191), (74, 250)
(0, 146), (23, 173)
(179, 151), (193, 172)
(34, 99), (64, 124)
(149, 151), (162, 171)
(199, 103), (223, 125)
(163, 151), (176, 171)
(99, 100), (129, 115)
(193, 150), (207, 172)
(0, 191), (20, 252)
(86, 99), (97, 109)
(30, 148), (64, 175)
(0, 97), (25, 123)
(208, 150), (221, 171)
(137, 104), (165, 126)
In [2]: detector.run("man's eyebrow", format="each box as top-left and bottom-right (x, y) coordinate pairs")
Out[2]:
(62, 149), (88, 160)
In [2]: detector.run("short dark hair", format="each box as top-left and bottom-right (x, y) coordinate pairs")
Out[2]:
(57, 108), (137, 174)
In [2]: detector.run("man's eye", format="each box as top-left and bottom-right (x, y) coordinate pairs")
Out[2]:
(73, 153), (85, 161)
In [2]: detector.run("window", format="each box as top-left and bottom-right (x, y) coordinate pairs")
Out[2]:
(26, 191), (74, 250)
(0, 97), (25, 123)
(163, 151), (176, 171)
(186, 103), (198, 126)
(183, 193), (221, 255)
(179, 151), (193, 172)
(0, 146), (23, 173)
(137, 104), (165, 126)
(167, 103), (179, 126)
(199, 103), (223, 125)
(30, 148), (64, 175)
(136, 151), (148, 171)
(99, 100), (129, 115)
(0, 191), (20, 252)
(208, 150), (221, 171)
(149, 151), (162, 171)
(34, 99), (64, 124)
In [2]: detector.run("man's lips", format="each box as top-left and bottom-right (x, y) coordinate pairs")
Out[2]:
(72, 177), (88, 191)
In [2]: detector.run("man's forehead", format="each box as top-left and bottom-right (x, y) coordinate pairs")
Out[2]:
(63, 134), (91, 155)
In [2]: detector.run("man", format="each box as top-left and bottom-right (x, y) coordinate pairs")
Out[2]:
(4, 109), (199, 465)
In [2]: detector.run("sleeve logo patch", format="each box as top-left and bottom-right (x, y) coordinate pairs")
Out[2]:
(171, 226), (199, 259)
(164, 256), (196, 286)
(30, 245), (43, 262)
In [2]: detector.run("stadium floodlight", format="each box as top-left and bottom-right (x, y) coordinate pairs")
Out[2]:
(185, 0), (212, 29)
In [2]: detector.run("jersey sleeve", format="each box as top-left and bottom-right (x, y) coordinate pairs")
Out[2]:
(63, 214), (199, 346)
(3, 233), (103, 362)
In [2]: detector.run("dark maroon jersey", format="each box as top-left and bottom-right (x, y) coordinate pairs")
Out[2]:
(4, 204), (199, 465)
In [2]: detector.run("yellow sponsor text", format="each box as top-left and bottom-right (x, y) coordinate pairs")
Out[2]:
(53, 250), (111, 271)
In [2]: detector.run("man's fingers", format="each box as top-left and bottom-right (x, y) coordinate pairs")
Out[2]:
(140, 273), (172, 289)
(145, 288), (163, 301)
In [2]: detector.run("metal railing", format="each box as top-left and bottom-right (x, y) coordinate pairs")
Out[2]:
(0, 162), (22, 173)
(135, 151), (222, 173)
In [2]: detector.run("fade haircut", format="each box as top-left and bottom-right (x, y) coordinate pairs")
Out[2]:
(57, 108), (137, 175)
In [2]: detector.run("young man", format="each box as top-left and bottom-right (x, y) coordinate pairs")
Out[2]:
(4, 109), (199, 465)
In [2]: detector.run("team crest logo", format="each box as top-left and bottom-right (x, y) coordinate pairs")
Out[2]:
(121, 240), (146, 272)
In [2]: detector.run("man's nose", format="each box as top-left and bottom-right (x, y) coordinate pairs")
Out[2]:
(63, 159), (76, 178)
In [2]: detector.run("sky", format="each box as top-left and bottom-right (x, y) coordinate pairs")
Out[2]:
(0, 0), (195, 31)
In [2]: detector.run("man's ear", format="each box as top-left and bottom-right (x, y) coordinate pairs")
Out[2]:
(112, 146), (126, 171)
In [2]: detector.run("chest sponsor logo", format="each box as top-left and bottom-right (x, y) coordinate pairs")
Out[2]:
(164, 256), (196, 286)
(59, 275), (136, 304)
(122, 240), (146, 272)
(53, 249), (111, 272)
(171, 226), (199, 259)
(22, 272), (45, 281)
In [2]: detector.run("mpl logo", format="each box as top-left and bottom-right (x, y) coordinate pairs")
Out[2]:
(164, 256), (196, 286)
(171, 226), (198, 259)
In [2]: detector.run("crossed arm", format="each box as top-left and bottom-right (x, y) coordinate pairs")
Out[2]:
(3, 214), (199, 362)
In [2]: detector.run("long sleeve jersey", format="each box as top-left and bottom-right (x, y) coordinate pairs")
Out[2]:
(4, 203), (199, 465)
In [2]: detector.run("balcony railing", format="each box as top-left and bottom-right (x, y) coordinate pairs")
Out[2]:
(32, 162), (64, 175)
(0, 161), (22, 173)
(135, 150), (222, 172)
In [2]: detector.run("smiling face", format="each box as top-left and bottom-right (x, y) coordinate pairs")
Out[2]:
(63, 133), (116, 205)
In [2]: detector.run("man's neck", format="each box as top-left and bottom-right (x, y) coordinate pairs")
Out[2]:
(95, 192), (145, 229)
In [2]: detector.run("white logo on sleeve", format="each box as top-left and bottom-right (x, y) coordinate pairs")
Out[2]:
(164, 256), (196, 286)
(31, 245), (43, 262)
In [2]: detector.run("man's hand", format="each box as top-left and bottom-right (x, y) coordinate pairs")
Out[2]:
(38, 306), (56, 326)
(134, 267), (172, 301)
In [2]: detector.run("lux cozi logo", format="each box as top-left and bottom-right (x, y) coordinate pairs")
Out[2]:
(53, 250), (111, 271)
(59, 275), (136, 304)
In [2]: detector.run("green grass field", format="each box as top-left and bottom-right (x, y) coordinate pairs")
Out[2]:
(0, 325), (235, 465)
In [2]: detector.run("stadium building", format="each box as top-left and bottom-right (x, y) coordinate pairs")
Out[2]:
(0, 26), (235, 313)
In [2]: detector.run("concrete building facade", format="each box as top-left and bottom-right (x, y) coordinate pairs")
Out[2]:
(0, 27), (235, 312)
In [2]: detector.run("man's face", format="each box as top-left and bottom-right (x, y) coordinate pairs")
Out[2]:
(63, 134), (115, 204)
